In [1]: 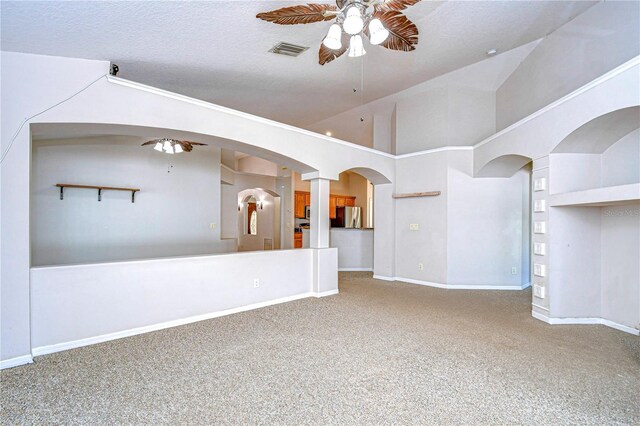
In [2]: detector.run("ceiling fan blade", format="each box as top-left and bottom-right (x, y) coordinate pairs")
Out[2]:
(375, 0), (421, 12)
(373, 10), (419, 52)
(318, 32), (349, 65)
(141, 141), (157, 146)
(185, 142), (208, 146)
(256, 4), (337, 25)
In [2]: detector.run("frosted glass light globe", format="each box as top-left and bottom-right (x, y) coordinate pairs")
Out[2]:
(368, 18), (389, 45)
(348, 34), (366, 58)
(343, 6), (364, 35)
(323, 24), (342, 50)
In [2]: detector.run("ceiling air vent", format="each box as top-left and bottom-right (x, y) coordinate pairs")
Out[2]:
(269, 42), (309, 57)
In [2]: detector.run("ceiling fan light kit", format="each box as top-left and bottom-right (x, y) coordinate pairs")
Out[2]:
(348, 34), (366, 57)
(368, 18), (389, 45)
(142, 138), (207, 154)
(257, 0), (421, 65)
(343, 5), (365, 35)
(323, 23), (343, 50)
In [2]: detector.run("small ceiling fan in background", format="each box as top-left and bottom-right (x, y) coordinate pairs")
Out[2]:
(257, 0), (421, 65)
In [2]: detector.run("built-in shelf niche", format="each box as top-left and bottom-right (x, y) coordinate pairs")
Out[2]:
(549, 114), (639, 195)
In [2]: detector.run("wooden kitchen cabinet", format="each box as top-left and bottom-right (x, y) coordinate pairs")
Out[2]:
(294, 192), (306, 218)
(329, 196), (337, 219)
(294, 232), (302, 248)
(294, 191), (357, 221)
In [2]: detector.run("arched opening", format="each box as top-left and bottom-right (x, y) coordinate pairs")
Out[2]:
(550, 106), (639, 193)
(237, 189), (281, 251)
(475, 154), (533, 178)
(552, 106), (639, 154)
(29, 123), (311, 265)
(290, 166), (391, 272)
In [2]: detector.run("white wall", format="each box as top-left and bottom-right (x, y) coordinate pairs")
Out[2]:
(549, 206), (602, 318)
(30, 249), (320, 352)
(394, 152), (449, 284)
(276, 175), (294, 250)
(305, 41), (537, 153)
(447, 164), (530, 287)
(601, 129), (640, 188)
(331, 229), (373, 271)
(393, 149), (531, 289)
(31, 137), (226, 265)
(395, 85), (495, 154)
(1, 52), (111, 361)
(237, 156), (278, 177)
(601, 205), (640, 328)
(548, 204), (639, 330)
(496, 1), (640, 130)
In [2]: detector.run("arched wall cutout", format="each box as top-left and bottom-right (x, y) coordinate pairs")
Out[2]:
(31, 123), (319, 177)
(552, 106), (640, 154)
(345, 167), (392, 185)
(474, 154), (533, 178)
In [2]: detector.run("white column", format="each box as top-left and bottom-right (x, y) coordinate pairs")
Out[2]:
(309, 178), (331, 249)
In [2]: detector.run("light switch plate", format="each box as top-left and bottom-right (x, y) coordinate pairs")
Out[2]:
(534, 242), (546, 256)
(534, 177), (546, 192)
(534, 200), (546, 212)
(534, 263), (546, 277)
(534, 221), (546, 234)
(409, 224), (419, 231)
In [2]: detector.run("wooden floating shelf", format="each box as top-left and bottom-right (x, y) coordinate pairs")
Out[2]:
(56, 184), (140, 203)
(393, 191), (441, 199)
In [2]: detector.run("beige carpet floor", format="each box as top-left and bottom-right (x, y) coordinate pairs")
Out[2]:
(1, 272), (639, 425)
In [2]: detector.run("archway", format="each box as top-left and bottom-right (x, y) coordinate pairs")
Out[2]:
(475, 154), (533, 178)
(237, 188), (281, 252)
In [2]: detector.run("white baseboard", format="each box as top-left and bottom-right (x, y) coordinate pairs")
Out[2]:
(373, 275), (529, 290)
(531, 303), (549, 312)
(0, 354), (33, 370)
(531, 311), (639, 336)
(338, 268), (373, 272)
(372, 274), (395, 281)
(315, 289), (339, 298)
(32, 292), (319, 357)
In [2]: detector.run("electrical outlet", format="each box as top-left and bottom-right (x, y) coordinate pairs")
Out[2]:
(253, 278), (260, 288)
(533, 284), (545, 299)
(209, 223), (217, 230)
(418, 262), (424, 270)
(511, 267), (517, 275)
(410, 223), (419, 231)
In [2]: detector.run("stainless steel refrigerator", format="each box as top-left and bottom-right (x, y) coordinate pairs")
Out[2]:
(331, 206), (362, 228)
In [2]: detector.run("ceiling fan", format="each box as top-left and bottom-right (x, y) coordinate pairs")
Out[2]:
(142, 138), (208, 154)
(257, 0), (421, 65)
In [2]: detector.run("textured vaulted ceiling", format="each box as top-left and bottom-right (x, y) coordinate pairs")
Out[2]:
(1, 1), (596, 128)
